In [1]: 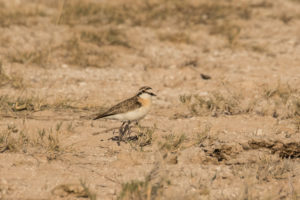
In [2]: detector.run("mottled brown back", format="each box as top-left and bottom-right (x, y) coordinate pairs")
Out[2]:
(93, 96), (142, 120)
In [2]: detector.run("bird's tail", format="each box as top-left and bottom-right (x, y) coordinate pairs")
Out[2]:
(93, 115), (103, 120)
(79, 113), (106, 120)
(93, 113), (110, 120)
(79, 115), (94, 120)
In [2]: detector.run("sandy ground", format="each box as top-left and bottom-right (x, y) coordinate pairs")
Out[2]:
(0, 0), (300, 199)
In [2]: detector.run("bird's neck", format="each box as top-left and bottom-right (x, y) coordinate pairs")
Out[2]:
(138, 96), (152, 107)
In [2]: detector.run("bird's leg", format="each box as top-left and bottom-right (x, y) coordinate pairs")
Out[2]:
(119, 121), (126, 141)
(122, 121), (130, 137)
(126, 121), (132, 137)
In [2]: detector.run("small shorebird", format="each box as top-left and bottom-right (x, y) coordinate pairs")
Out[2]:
(93, 86), (156, 141)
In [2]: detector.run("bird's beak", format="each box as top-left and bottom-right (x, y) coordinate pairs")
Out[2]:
(150, 92), (156, 96)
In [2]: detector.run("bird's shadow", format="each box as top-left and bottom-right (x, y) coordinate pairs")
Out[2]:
(100, 125), (151, 146)
(109, 135), (138, 143)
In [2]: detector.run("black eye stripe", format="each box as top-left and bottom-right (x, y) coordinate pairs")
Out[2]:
(138, 90), (155, 96)
(139, 86), (152, 91)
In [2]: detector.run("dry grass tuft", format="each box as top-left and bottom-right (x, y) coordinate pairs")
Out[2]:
(59, 0), (251, 27)
(179, 92), (242, 116)
(255, 156), (295, 182)
(129, 125), (155, 150)
(279, 13), (293, 24)
(8, 48), (51, 68)
(1, 0), (255, 69)
(196, 124), (211, 145)
(0, 96), (48, 114)
(0, 63), (9, 87)
(209, 22), (241, 46)
(0, 3), (46, 27)
(0, 63), (25, 89)
(293, 117), (300, 133)
(79, 180), (97, 200)
(248, 44), (269, 54)
(61, 34), (113, 68)
(51, 180), (96, 200)
(180, 82), (300, 119)
(261, 83), (300, 118)
(118, 179), (151, 200)
(81, 28), (130, 48)
(289, 0), (300, 3)
(158, 31), (192, 44)
(159, 133), (186, 152)
(118, 167), (168, 200)
(0, 123), (63, 157)
(0, 95), (101, 115)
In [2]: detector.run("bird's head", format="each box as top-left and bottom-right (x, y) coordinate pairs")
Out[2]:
(137, 86), (156, 99)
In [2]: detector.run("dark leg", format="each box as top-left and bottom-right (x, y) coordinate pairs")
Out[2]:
(126, 121), (132, 136)
(122, 121), (131, 137)
(119, 121), (127, 142)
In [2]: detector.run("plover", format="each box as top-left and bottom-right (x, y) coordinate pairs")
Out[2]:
(94, 86), (156, 141)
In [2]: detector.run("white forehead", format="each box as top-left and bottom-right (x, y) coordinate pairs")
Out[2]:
(139, 92), (152, 99)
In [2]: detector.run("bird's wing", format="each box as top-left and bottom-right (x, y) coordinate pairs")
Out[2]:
(93, 96), (142, 120)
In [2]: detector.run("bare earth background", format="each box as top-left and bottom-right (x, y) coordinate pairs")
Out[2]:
(0, 0), (300, 199)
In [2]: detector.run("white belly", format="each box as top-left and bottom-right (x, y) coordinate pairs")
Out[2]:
(106, 106), (151, 121)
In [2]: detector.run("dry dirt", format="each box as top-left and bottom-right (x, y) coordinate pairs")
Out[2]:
(0, 0), (300, 199)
